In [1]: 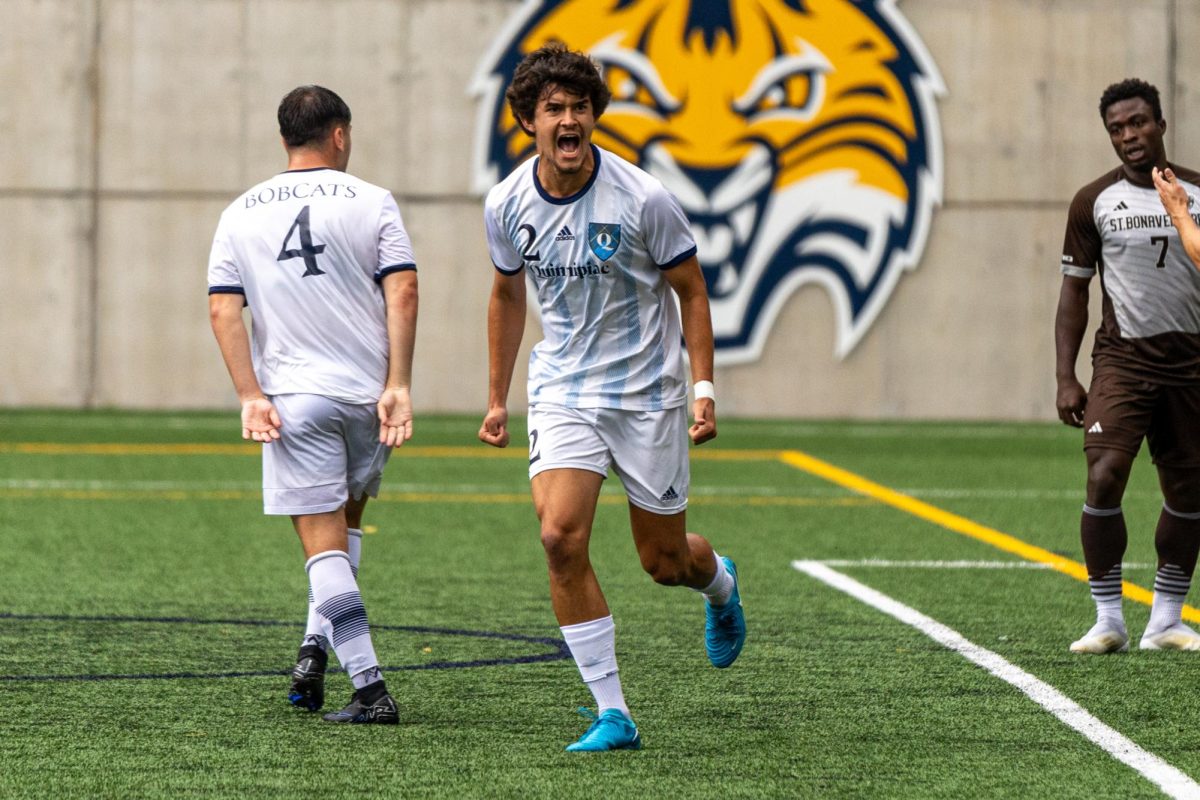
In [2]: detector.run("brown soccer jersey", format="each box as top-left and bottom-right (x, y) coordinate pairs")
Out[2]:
(1061, 164), (1200, 383)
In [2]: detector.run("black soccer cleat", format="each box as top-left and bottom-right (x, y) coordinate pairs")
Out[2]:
(322, 684), (399, 725)
(288, 645), (327, 712)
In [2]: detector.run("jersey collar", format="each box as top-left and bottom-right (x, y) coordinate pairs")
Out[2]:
(532, 145), (602, 205)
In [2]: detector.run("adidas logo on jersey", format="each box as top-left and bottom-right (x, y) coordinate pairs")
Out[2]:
(555, 226), (576, 241)
(659, 486), (679, 503)
(1088, 422), (1103, 434)
(1114, 201), (1129, 211)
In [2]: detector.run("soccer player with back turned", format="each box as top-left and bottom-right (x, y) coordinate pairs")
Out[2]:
(208, 86), (418, 720)
(479, 44), (746, 752)
(1056, 78), (1200, 654)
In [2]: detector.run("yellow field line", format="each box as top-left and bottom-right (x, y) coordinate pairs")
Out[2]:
(778, 449), (1198, 622)
(17, 439), (1176, 615)
(0, 442), (780, 461)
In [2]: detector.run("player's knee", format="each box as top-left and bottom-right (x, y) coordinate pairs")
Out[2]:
(1154, 466), (1200, 511)
(540, 525), (586, 570)
(1087, 454), (1132, 505)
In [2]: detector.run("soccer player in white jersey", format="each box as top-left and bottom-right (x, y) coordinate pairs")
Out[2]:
(208, 86), (418, 723)
(1056, 79), (1200, 655)
(478, 44), (746, 752)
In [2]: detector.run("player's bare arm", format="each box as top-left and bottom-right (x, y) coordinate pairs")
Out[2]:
(479, 270), (527, 448)
(209, 293), (282, 442)
(378, 270), (418, 447)
(664, 255), (717, 445)
(1054, 275), (1090, 428)
(1154, 166), (1200, 271)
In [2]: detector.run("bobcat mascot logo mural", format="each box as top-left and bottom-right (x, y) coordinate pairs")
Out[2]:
(472, 0), (944, 362)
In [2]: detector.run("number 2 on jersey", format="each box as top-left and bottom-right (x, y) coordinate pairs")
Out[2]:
(278, 205), (327, 277)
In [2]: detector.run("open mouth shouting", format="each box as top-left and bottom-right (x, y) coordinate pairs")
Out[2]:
(557, 132), (583, 159)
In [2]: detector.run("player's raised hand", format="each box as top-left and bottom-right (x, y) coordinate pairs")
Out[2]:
(689, 398), (717, 445)
(479, 406), (510, 448)
(1056, 378), (1087, 428)
(377, 386), (413, 447)
(241, 397), (282, 442)
(1154, 166), (1189, 216)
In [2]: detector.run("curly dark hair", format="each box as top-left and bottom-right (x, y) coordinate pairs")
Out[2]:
(505, 43), (611, 134)
(278, 85), (351, 148)
(1099, 78), (1163, 122)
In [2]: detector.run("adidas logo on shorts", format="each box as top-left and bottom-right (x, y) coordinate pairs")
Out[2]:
(659, 486), (679, 503)
(1088, 422), (1103, 434)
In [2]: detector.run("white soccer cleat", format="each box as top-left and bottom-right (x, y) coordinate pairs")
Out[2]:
(1069, 622), (1129, 654)
(1139, 623), (1200, 651)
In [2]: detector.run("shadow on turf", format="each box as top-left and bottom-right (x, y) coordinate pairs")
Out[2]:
(0, 611), (570, 682)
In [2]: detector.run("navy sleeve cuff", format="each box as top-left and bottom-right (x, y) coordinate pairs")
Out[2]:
(657, 245), (698, 270)
(208, 285), (245, 295)
(374, 262), (417, 284)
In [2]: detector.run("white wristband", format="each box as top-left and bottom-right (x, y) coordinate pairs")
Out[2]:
(693, 380), (715, 402)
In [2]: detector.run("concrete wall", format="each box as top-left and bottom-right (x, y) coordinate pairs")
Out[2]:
(4, 0), (1198, 419)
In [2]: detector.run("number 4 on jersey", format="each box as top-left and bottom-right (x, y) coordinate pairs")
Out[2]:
(278, 205), (326, 277)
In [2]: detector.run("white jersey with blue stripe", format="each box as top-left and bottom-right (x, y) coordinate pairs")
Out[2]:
(484, 145), (696, 411)
(207, 168), (415, 405)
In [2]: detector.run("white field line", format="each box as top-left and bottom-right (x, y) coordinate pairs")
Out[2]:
(815, 559), (1154, 570)
(715, 423), (1070, 440)
(0, 477), (1168, 502)
(792, 560), (1200, 799)
(0, 415), (483, 433)
(1, 418), (1051, 438)
(0, 477), (825, 497)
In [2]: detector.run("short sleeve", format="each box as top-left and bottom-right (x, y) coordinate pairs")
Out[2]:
(641, 183), (697, 269)
(207, 214), (244, 295)
(1061, 189), (1100, 279)
(484, 199), (523, 275)
(374, 193), (417, 283)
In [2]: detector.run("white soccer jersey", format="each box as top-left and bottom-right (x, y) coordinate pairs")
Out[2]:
(208, 168), (415, 404)
(484, 145), (697, 411)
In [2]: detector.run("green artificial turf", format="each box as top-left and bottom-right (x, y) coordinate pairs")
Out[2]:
(0, 410), (1194, 798)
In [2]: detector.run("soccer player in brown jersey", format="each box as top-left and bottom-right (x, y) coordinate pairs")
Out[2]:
(1056, 78), (1200, 654)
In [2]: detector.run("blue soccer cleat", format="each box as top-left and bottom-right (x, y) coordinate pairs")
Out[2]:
(705, 556), (746, 668)
(565, 708), (642, 752)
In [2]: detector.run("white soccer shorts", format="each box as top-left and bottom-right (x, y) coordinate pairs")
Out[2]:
(526, 402), (689, 514)
(261, 393), (390, 515)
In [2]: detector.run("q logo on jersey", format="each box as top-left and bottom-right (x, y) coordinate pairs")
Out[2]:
(471, 0), (944, 363)
(588, 223), (622, 261)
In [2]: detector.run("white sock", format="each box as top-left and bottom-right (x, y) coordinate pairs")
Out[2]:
(698, 551), (734, 606)
(347, 528), (364, 577)
(1147, 563), (1190, 633)
(351, 665), (383, 691)
(561, 616), (629, 717)
(302, 530), (364, 650)
(1089, 564), (1125, 630)
(306, 550), (379, 679)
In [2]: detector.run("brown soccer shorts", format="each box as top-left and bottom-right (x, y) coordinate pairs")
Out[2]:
(1083, 366), (1200, 467)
